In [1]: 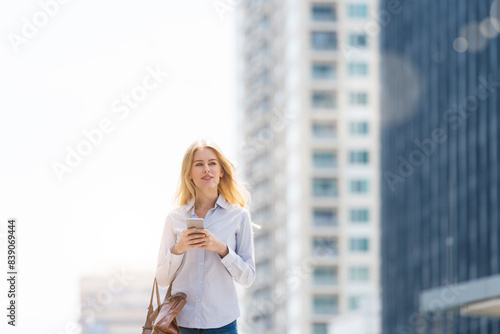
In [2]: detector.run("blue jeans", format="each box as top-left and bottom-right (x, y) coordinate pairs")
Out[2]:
(179, 320), (237, 334)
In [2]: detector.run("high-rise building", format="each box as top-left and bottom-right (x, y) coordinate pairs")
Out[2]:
(237, 1), (380, 333)
(79, 271), (157, 334)
(381, 0), (500, 333)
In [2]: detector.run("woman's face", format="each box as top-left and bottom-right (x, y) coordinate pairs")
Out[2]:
(189, 147), (224, 191)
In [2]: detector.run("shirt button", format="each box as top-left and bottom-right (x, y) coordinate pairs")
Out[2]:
(199, 281), (202, 284)
(200, 262), (204, 266)
(198, 299), (201, 302)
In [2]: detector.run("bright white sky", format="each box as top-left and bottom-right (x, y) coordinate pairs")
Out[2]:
(0, 0), (239, 332)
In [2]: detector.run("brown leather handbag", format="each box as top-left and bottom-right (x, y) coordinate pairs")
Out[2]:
(142, 277), (187, 334)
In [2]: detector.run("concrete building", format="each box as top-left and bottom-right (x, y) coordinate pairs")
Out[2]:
(237, 1), (380, 333)
(381, 0), (500, 333)
(79, 271), (158, 334)
(329, 296), (380, 333)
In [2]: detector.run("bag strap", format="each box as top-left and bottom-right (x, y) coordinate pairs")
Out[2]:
(143, 259), (184, 331)
(149, 268), (181, 307)
(166, 279), (173, 299)
(164, 266), (181, 301)
(143, 278), (161, 332)
(148, 278), (161, 308)
(163, 254), (185, 301)
(152, 253), (185, 305)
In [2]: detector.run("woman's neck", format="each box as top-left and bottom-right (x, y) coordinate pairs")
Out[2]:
(194, 190), (218, 210)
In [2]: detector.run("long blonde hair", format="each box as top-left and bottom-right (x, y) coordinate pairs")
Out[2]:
(175, 139), (250, 208)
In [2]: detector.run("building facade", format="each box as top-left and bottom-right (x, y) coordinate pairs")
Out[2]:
(381, 0), (500, 333)
(237, 1), (380, 333)
(79, 271), (156, 334)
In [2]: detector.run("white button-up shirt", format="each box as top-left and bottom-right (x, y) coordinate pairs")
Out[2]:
(155, 194), (256, 329)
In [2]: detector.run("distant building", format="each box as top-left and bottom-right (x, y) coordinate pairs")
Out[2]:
(329, 296), (380, 333)
(237, 0), (380, 333)
(79, 270), (158, 334)
(381, 0), (500, 333)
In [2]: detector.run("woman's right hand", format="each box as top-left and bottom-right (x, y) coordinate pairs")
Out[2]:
(171, 229), (206, 255)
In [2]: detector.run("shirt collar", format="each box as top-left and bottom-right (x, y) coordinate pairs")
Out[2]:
(185, 193), (229, 215)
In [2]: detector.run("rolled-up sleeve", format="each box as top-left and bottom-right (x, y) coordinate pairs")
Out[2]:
(221, 210), (256, 288)
(155, 214), (184, 288)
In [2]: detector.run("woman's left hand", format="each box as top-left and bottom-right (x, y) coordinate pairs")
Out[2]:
(195, 229), (229, 257)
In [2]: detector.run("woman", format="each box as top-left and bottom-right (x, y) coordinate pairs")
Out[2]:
(156, 139), (256, 334)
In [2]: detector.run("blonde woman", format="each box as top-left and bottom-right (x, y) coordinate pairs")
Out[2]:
(156, 139), (255, 334)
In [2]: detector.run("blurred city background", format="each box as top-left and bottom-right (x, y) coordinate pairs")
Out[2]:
(1, 0), (499, 333)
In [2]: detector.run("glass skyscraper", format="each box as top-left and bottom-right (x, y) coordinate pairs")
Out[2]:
(381, 0), (500, 333)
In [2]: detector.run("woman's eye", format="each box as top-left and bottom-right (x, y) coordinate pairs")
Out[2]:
(196, 163), (203, 166)
(210, 162), (216, 165)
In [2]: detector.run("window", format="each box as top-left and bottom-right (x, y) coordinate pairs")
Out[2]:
(254, 69), (270, 85)
(313, 237), (338, 256)
(253, 152), (270, 170)
(249, 69), (270, 92)
(350, 208), (370, 222)
(348, 62), (368, 76)
(313, 208), (338, 226)
(313, 295), (338, 314)
(313, 151), (337, 168)
(313, 178), (338, 197)
(251, 95), (270, 114)
(256, 259), (272, 277)
(253, 204), (271, 223)
(348, 33), (368, 48)
(349, 150), (369, 164)
(87, 323), (106, 333)
(312, 122), (336, 138)
(312, 91), (337, 109)
(249, 15), (270, 36)
(349, 266), (370, 282)
(312, 63), (336, 79)
(254, 287), (272, 301)
(254, 232), (271, 249)
(313, 323), (329, 334)
(253, 178), (270, 197)
(349, 92), (368, 106)
(350, 121), (369, 135)
(349, 238), (370, 252)
(349, 296), (362, 310)
(312, 31), (337, 50)
(350, 180), (369, 194)
(348, 4), (368, 18)
(251, 311), (273, 330)
(248, 0), (270, 10)
(313, 267), (338, 285)
(311, 4), (336, 21)
(249, 40), (269, 63)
